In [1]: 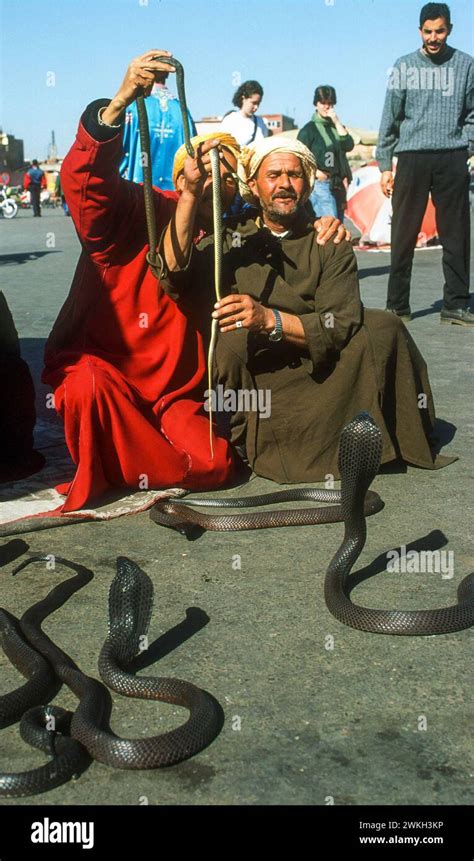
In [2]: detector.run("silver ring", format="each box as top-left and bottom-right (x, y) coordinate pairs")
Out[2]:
(235, 320), (243, 329)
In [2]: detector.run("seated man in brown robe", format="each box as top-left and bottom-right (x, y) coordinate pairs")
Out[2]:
(159, 136), (455, 482)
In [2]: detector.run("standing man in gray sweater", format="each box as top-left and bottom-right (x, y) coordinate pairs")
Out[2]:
(377, 2), (474, 326)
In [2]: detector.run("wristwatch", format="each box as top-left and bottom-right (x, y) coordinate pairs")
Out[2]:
(268, 309), (283, 342)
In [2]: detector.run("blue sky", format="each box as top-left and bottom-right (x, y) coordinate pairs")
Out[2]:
(1, 0), (472, 159)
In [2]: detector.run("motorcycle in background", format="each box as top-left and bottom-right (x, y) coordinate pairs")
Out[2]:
(0, 185), (18, 218)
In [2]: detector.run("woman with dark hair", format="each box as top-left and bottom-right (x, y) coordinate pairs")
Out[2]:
(298, 85), (354, 221)
(220, 79), (269, 147)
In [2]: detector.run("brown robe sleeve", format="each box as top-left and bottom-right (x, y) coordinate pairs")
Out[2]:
(157, 230), (217, 311)
(299, 240), (363, 369)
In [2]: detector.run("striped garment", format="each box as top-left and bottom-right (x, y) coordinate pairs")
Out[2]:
(376, 46), (474, 172)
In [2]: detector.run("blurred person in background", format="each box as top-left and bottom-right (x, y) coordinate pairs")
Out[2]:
(220, 79), (270, 218)
(23, 159), (47, 217)
(55, 172), (70, 216)
(220, 80), (269, 147)
(298, 85), (354, 222)
(120, 68), (196, 190)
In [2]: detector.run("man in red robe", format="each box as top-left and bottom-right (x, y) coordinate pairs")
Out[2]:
(44, 51), (348, 512)
(43, 49), (240, 512)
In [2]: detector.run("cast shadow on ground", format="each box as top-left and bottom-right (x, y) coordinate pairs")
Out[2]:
(411, 299), (444, 320)
(129, 606), (211, 672)
(357, 265), (391, 280)
(346, 529), (448, 593)
(0, 251), (62, 266)
(430, 417), (457, 453)
(0, 539), (29, 568)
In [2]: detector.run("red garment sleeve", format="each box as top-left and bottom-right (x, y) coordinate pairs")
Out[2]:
(23, 172), (30, 190)
(60, 113), (178, 262)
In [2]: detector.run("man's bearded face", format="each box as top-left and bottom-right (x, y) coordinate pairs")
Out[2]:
(249, 153), (308, 225)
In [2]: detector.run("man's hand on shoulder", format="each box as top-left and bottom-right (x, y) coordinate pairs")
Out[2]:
(101, 49), (174, 126)
(314, 215), (351, 245)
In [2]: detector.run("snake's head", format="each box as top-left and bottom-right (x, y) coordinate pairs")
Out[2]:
(108, 558), (154, 655)
(338, 412), (383, 503)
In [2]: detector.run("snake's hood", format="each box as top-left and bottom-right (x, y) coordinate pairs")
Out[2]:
(107, 558), (154, 651)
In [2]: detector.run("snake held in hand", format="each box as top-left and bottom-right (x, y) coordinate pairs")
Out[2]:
(151, 412), (474, 636)
(136, 56), (194, 279)
(137, 60), (227, 458)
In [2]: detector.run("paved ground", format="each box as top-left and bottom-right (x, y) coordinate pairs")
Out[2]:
(0, 208), (472, 806)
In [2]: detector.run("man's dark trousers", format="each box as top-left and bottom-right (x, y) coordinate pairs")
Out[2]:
(30, 185), (41, 217)
(387, 150), (470, 313)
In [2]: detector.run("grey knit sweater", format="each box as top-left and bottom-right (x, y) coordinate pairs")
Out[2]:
(376, 45), (474, 172)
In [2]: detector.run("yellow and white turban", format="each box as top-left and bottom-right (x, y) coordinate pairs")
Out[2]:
(237, 136), (318, 203)
(172, 132), (240, 188)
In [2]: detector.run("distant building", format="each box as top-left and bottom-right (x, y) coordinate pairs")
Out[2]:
(48, 130), (58, 162)
(187, 116), (379, 168)
(195, 113), (298, 138)
(262, 114), (297, 134)
(195, 116), (222, 136)
(0, 132), (24, 173)
(40, 158), (65, 195)
(0, 130), (64, 188)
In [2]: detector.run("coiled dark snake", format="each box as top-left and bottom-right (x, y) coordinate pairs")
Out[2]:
(151, 412), (474, 636)
(0, 556), (219, 796)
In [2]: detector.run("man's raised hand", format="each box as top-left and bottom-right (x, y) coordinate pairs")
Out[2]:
(176, 139), (221, 199)
(164, 140), (224, 272)
(102, 50), (174, 125)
